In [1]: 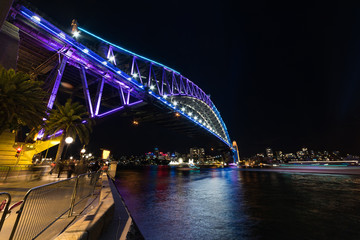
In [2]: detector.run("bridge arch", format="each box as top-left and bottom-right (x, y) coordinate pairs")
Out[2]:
(9, 4), (233, 149)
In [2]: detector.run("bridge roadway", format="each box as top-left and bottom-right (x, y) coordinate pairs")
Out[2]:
(5, 3), (234, 154)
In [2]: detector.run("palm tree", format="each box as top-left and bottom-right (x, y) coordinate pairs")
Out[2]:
(44, 99), (94, 165)
(0, 65), (47, 135)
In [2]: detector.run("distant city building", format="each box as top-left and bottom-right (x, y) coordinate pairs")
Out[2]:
(276, 151), (283, 160)
(302, 147), (308, 155)
(190, 147), (205, 160)
(297, 151), (304, 158)
(266, 148), (273, 158)
(154, 147), (159, 158)
(285, 153), (296, 159)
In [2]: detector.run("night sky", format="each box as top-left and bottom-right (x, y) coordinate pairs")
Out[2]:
(26, 0), (360, 157)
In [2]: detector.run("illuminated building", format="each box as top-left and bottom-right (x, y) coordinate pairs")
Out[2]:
(190, 147), (205, 160)
(266, 148), (273, 158)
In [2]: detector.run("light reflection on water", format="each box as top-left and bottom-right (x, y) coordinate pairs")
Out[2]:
(115, 167), (360, 240)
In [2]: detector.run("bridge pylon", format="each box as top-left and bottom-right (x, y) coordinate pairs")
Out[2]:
(232, 141), (240, 164)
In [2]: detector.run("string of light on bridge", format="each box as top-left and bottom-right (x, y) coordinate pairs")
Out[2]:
(19, 6), (231, 148)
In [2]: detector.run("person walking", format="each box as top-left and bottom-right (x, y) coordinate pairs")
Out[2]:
(49, 162), (56, 175)
(91, 160), (101, 172)
(67, 160), (75, 178)
(57, 161), (64, 178)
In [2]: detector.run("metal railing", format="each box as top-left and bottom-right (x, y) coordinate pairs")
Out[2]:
(0, 166), (12, 181)
(0, 165), (35, 182)
(9, 171), (101, 240)
(0, 192), (11, 231)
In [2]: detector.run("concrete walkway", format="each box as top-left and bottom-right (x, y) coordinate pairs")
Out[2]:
(1, 171), (143, 239)
(1, 171), (73, 201)
(98, 178), (133, 240)
(0, 171), (96, 239)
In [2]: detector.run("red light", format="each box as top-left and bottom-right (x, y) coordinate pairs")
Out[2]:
(15, 147), (22, 157)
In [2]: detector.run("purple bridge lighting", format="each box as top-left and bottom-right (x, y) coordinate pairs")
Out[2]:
(6, 3), (232, 149)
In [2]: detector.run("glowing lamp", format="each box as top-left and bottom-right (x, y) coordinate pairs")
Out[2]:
(108, 56), (115, 62)
(33, 16), (41, 22)
(65, 136), (74, 144)
(73, 31), (80, 38)
(58, 32), (66, 39)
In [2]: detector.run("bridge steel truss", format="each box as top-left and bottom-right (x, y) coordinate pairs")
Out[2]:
(9, 5), (232, 148)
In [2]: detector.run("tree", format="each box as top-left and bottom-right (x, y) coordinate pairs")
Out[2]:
(44, 99), (94, 165)
(0, 65), (47, 135)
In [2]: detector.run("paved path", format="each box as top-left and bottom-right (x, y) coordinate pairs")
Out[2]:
(0, 171), (83, 239)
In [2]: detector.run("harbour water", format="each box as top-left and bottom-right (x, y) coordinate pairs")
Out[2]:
(114, 167), (360, 240)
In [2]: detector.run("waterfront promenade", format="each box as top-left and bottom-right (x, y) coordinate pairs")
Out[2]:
(2, 165), (359, 239)
(1, 169), (142, 240)
(0, 172), (75, 239)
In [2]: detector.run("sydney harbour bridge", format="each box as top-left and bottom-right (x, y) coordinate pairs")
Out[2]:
(0, 1), (238, 164)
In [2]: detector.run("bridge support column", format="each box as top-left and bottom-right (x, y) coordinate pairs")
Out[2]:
(47, 55), (68, 109)
(94, 78), (105, 116)
(80, 65), (94, 117)
(232, 141), (240, 163)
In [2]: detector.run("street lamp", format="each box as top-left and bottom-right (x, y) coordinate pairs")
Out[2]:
(64, 137), (74, 160)
(80, 147), (86, 163)
(65, 136), (74, 144)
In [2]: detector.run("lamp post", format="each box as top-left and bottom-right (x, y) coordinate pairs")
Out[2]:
(63, 136), (73, 160)
(65, 136), (74, 144)
(80, 147), (86, 165)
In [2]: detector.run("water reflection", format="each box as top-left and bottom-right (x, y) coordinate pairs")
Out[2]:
(115, 168), (360, 240)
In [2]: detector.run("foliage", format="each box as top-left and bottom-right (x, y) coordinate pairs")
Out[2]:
(0, 65), (48, 135)
(44, 99), (94, 163)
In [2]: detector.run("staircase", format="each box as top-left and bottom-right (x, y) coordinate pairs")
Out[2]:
(0, 130), (21, 165)
(0, 130), (61, 166)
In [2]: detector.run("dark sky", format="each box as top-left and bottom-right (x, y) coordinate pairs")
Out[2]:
(27, 0), (360, 157)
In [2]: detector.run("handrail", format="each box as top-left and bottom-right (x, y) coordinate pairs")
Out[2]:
(0, 192), (11, 231)
(9, 170), (102, 240)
